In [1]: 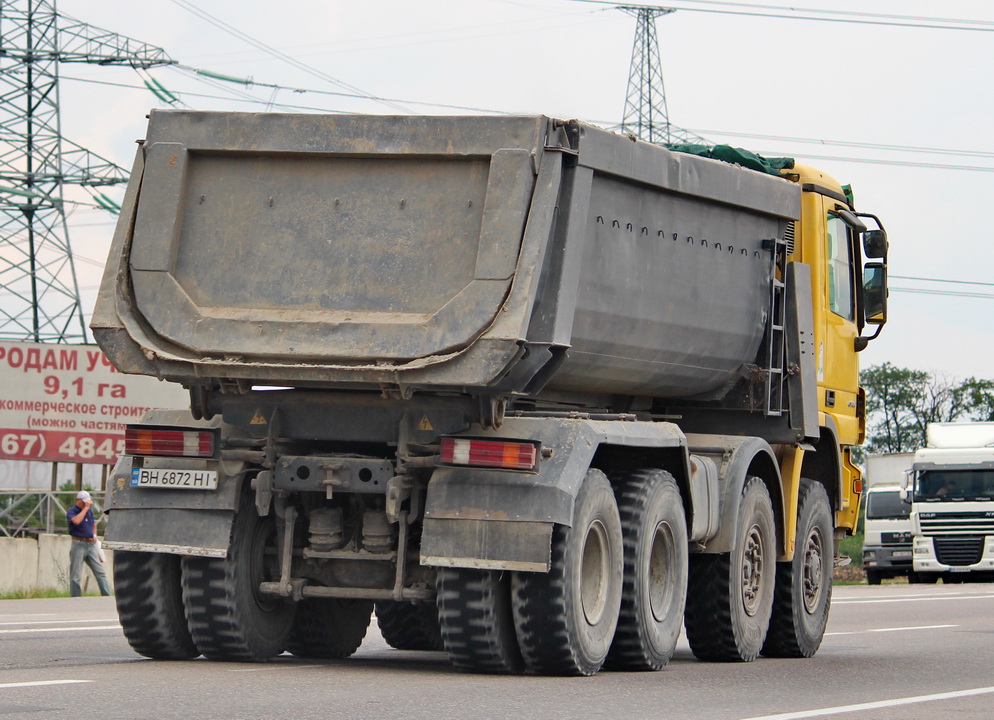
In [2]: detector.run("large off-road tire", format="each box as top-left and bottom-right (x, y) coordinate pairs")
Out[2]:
(114, 550), (199, 660)
(436, 568), (523, 674)
(375, 600), (444, 651)
(182, 494), (295, 661)
(605, 469), (688, 671)
(512, 469), (623, 676)
(685, 475), (775, 662)
(286, 598), (373, 659)
(762, 479), (833, 658)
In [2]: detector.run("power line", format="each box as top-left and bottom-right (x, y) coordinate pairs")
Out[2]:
(568, 0), (994, 32)
(755, 151), (994, 174)
(890, 275), (994, 289)
(688, 128), (994, 160)
(61, 72), (515, 116)
(891, 287), (994, 300)
(166, 0), (411, 113)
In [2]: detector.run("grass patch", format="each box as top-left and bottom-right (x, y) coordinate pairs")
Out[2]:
(0, 587), (67, 600)
(833, 530), (867, 585)
(0, 587), (80, 600)
(838, 530), (863, 566)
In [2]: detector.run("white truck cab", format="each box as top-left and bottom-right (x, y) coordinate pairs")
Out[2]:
(862, 483), (913, 584)
(910, 423), (994, 581)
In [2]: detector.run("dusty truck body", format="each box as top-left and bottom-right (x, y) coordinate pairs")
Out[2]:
(93, 111), (889, 674)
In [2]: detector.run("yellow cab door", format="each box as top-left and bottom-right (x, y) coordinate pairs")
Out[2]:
(800, 184), (862, 447)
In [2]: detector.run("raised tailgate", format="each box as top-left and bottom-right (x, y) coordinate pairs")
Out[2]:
(127, 112), (542, 362)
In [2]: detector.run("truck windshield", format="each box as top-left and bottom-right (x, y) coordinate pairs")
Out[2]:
(915, 469), (994, 502)
(865, 490), (908, 519)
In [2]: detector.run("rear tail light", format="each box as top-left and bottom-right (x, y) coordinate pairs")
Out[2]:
(440, 437), (538, 471)
(125, 426), (216, 458)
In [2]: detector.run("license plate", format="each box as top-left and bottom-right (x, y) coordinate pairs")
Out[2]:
(131, 467), (218, 490)
(892, 551), (912, 558)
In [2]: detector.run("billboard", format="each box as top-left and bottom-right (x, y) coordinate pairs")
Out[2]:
(0, 341), (188, 464)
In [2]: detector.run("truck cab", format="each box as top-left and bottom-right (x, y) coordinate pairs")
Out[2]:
(911, 422), (994, 581)
(862, 484), (913, 584)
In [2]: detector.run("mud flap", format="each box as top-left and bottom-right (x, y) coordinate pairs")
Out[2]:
(104, 508), (234, 558)
(421, 518), (553, 572)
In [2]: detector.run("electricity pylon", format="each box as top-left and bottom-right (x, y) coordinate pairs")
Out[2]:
(0, 0), (174, 343)
(619, 5), (706, 146)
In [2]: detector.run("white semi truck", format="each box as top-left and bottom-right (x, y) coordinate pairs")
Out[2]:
(910, 423), (994, 581)
(862, 453), (914, 584)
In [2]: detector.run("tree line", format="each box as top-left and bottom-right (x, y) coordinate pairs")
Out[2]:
(860, 362), (994, 460)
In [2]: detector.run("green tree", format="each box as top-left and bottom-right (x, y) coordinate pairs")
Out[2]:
(958, 377), (994, 421)
(859, 363), (993, 461)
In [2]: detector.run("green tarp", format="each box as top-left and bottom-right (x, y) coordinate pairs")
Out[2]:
(668, 143), (795, 176)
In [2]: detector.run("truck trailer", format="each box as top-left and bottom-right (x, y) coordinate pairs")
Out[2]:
(910, 422), (994, 581)
(93, 112), (889, 675)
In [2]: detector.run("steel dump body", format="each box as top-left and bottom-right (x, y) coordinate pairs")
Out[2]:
(93, 112), (799, 404)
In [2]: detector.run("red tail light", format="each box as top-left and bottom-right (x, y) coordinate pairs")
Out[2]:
(440, 437), (538, 471)
(125, 426), (216, 458)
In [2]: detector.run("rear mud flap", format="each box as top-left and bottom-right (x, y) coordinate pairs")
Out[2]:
(104, 508), (234, 558)
(421, 518), (553, 572)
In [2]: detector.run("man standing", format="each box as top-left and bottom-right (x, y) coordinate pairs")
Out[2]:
(66, 490), (111, 597)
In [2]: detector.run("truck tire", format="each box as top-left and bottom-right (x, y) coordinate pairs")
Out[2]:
(605, 469), (688, 671)
(866, 569), (882, 585)
(286, 598), (373, 658)
(512, 468), (623, 676)
(436, 568), (523, 673)
(909, 572), (939, 584)
(181, 495), (294, 661)
(685, 475), (775, 662)
(375, 600), (444, 651)
(114, 550), (199, 660)
(762, 478), (833, 658)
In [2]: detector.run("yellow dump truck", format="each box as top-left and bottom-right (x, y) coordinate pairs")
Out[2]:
(93, 112), (888, 674)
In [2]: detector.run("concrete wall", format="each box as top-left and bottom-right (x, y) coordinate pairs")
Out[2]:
(0, 534), (115, 595)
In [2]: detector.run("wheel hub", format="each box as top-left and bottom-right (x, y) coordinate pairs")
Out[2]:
(580, 519), (610, 626)
(649, 521), (676, 623)
(802, 526), (824, 614)
(741, 524), (765, 617)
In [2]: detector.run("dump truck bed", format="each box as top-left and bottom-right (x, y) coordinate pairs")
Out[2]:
(93, 112), (799, 402)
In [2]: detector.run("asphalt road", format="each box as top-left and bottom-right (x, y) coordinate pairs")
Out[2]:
(2, 583), (993, 720)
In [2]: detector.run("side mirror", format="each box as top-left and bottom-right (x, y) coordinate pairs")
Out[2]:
(899, 487), (910, 503)
(837, 209), (867, 234)
(863, 229), (888, 259)
(863, 263), (887, 324)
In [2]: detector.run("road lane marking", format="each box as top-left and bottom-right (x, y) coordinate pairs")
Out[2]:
(0, 618), (119, 627)
(835, 591), (994, 600)
(0, 614), (59, 619)
(0, 625), (121, 635)
(826, 624), (956, 636)
(833, 594), (994, 605)
(738, 685), (994, 720)
(228, 665), (323, 672)
(0, 680), (93, 689)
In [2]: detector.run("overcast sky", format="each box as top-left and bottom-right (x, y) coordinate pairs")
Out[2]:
(44, 0), (994, 382)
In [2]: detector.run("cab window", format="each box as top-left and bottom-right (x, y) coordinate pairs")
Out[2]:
(826, 215), (854, 320)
